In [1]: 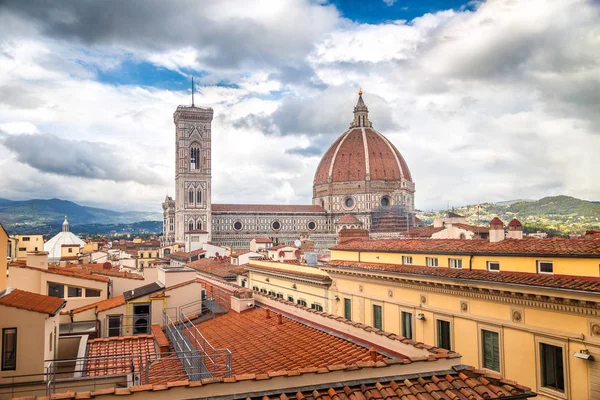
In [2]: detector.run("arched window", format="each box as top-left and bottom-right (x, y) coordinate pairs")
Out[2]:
(188, 221), (194, 231)
(196, 221), (202, 230)
(189, 190), (194, 204)
(197, 189), (202, 204)
(190, 147), (200, 170)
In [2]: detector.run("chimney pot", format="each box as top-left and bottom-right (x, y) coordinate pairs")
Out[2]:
(266, 308), (271, 319)
(369, 347), (377, 362)
(277, 314), (283, 325)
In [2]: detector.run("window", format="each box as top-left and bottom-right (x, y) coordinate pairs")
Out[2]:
(252, 286), (259, 291)
(197, 190), (202, 204)
(537, 260), (553, 274)
(189, 190), (194, 203)
(260, 288), (267, 294)
(276, 293), (284, 299)
(540, 343), (565, 392)
(311, 303), (323, 312)
(437, 319), (451, 350)
(107, 315), (122, 337)
(344, 197), (354, 208)
(287, 296), (294, 302)
(2, 328), (17, 370)
(373, 305), (383, 329)
(344, 298), (352, 320)
(68, 248), (73, 253)
(86, 288), (101, 297)
(49, 332), (53, 352)
(307, 221), (316, 230)
(426, 257), (438, 267)
(402, 256), (413, 265)
(487, 261), (500, 272)
(196, 221), (202, 230)
(18, 247), (26, 252)
(402, 312), (413, 339)
(449, 258), (462, 269)
(297, 299), (307, 306)
(268, 290), (276, 296)
(190, 147), (200, 170)
(233, 221), (243, 231)
(48, 282), (64, 298)
(22, 237), (30, 242)
(271, 221), (281, 231)
(380, 196), (390, 206)
(482, 330), (500, 372)
(68, 286), (82, 298)
(188, 222), (194, 231)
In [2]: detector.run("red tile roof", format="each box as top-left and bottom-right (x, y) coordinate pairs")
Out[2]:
(252, 367), (533, 399)
(168, 248), (206, 259)
(11, 264), (111, 282)
(0, 288), (65, 315)
(212, 204), (325, 213)
(188, 308), (388, 376)
(325, 260), (600, 293)
(85, 335), (156, 377)
(405, 226), (445, 238)
(508, 218), (523, 227)
(490, 217), (504, 226)
(147, 355), (186, 384)
(452, 223), (490, 233)
(332, 237), (600, 257)
(253, 237), (272, 243)
(70, 295), (126, 315)
(336, 214), (362, 224)
(62, 264), (144, 280)
(186, 258), (237, 279)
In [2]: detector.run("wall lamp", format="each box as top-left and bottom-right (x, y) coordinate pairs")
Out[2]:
(292, 283), (297, 289)
(334, 295), (340, 301)
(265, 278), (270, 282)
(415, 313), (426, 321)
(573, 349), (594, 361)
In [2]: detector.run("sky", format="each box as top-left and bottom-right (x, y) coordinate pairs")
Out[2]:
(0, 0), (598, 213)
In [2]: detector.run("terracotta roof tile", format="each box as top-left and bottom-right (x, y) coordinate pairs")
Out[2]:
(325, 260), (600, 293)
(70, 295), (126, 315)
(253, 237), (273, 243)
(85, 336), (156, 377)
(187, 308), (389, 376)
(405, 226), (445, 238)
(246, 264), (331, 282)
(0, 288), (65, 315)
(186, 258), (237, 279)
(336, 214), (362, 224)
(332, 237), (600, 257)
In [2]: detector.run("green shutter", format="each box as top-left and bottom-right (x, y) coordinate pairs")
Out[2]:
(344, 298), (352, 320)
(402, 312), (412, 339)
(373, 305), (382, 330)
(482, 330), (500, 371)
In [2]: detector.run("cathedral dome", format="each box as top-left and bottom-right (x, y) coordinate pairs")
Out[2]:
(313, 92), (412, 186)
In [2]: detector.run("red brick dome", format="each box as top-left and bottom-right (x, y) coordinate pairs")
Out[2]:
(314, 127), (412, 185)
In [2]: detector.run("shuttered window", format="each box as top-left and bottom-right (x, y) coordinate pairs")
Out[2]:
(373, 305), (382, 330)
(2, 328), (17, 370)
(344, 298), (352, 320)
(482, 330), (500, 372)
(437, 320), (451, 350)
(402, 312), (413, 339)
(541, 343), (565, 392)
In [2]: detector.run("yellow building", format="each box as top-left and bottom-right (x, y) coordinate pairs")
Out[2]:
(326, 233), (600, 400)
(11, 234), (44, 260)
(137, 242), (160, 269)
(0, 223), (8, 291)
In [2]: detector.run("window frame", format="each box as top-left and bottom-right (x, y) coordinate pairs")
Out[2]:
(86, 288), (101, 298)
(373, 304), (383, 330)
(2, 327), (17, 371)
(435, 316), (452, 351)
(535, 336), (568, 399)
(67, 286), (83, 298)
(426, 257), (439, 267)
(487, 261), (500, 272)
(311, 303), (323, 312)
(297, 299), (307, 307)
(401, 311), (413, 339)
(448, 258), (462, 269)
(478, 324), (503, 374)
(344, 298), (352, 320)
(537, 260), (554, 274)
(402, 256), (413, 265)
(47, 282), (64, 298)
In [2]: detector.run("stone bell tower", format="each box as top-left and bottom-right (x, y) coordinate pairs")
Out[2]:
(173, 84), (213, 243)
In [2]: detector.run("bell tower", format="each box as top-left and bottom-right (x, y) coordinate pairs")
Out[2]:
(173, 84), (213, 243)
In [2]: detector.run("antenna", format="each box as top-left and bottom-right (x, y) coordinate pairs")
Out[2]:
(191, 76), (195, 107)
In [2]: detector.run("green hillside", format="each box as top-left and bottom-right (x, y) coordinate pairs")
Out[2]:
(417, 195), (600, 237)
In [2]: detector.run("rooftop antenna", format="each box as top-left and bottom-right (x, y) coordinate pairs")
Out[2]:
(191, 76), (195, 107)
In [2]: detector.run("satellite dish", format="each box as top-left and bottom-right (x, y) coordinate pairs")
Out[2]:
(294, 239), (301, 247)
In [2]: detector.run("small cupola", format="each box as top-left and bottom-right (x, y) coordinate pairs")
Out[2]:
(62, 216), (69, 233)
(350, 88), (372, 128)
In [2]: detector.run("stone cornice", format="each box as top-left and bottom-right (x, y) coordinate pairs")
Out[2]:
(247, 267), (332, 287)
(323, 266), (600, 316)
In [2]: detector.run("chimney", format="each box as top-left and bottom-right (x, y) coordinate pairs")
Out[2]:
(507, 218), (523, 239)
(277, 313), (283, 325)
(266, 308), (271, 319)
(26, 251), (49, 269)
(489, 217), (505, 243)
(369, 347), (377, 362)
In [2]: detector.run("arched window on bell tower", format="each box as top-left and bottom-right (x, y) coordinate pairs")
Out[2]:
(188, 221), (194, 231)
(196, 221), (202, 230)
(197, 189), (202, 204)
(189, 190), (194, 204)
(190, 147), (200, 170)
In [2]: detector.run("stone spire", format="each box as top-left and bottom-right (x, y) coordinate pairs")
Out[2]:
(351, 88), (372, 128)
(62, 216), (69, 232)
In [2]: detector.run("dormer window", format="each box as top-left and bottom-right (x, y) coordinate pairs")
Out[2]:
(537, 260), (553, 274)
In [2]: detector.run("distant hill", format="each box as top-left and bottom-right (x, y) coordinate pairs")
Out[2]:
(0, 198), (162, 235)
(417, 195), (600, 237)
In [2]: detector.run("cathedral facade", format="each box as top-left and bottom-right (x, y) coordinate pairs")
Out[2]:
(162, 91), (416, 250)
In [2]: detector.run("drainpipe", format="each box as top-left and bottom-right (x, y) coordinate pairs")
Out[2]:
(358, 251), (361, 263)
(469, 254), (473, 270)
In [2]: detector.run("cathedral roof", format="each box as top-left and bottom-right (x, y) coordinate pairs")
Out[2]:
(336, 214), (362, 224)
(212, 204), (325, 213)
(314, 92), (412, 186)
